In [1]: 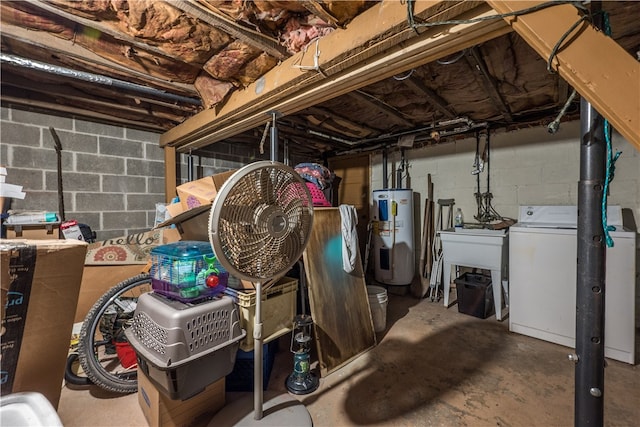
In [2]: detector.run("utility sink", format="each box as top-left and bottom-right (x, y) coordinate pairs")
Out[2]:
(439, 227), (509, 320)
(453, 226), (506, 235)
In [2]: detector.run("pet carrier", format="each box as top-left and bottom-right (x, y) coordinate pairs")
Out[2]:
(125, 292), (245, 400)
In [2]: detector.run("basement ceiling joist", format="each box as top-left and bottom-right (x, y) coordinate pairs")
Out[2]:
(2, 1), (638, 158)
(488, 1), (640, 149)
(161, 0), (511, 150)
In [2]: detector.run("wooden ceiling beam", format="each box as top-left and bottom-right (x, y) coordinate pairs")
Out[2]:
(173, 0), (288, 60)
(161, 1), (512, 151)
(305, 106), (379, 137)
(487, 1), (640, 150)
(1, 93), (167, 131)
(300, 1), (340, 27)
(349, 91), (415, 128)
(29, 0), (176, 60)
(0, 25), (199, 95)
(401, 75), (456, 119)
(465, 46), (514, 122)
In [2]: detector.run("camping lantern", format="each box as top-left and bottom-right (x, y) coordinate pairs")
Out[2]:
(285, 314), (318, 395)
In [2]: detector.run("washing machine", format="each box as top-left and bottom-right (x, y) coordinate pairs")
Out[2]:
(509, 205), (636, 364)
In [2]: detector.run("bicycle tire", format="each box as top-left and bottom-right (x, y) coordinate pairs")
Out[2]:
(64, 353), (93, 386)
(78, 273), (152, 393)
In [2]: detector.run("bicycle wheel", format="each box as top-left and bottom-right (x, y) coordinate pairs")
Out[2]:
(78, 273), (152, 393)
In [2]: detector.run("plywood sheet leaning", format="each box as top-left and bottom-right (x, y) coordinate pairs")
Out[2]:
(303, 208), (376, 377)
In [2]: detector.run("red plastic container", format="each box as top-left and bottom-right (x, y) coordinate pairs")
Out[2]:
(115, 341), (138, 369)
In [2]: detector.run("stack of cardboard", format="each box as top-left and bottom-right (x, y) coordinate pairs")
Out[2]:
(164, 170), (237, 219)
(1, 239), (87, 409)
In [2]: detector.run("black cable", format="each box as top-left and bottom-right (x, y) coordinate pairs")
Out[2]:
(407, 1), (588, 30)
(406, 0), (593, 78)
(546, 14), (591, 73)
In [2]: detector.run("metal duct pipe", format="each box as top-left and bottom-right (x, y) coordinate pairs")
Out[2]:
(0, 53), (201, 105)
(575, 96), (606, 427)
(382, 148), (389, 189)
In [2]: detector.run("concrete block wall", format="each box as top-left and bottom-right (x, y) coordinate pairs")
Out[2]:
(0, 106), (251, 240)
(371, 120), (640, 228)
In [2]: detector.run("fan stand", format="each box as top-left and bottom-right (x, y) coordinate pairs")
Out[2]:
(207, 280), (312, 426)
(207, 158), (314, 426)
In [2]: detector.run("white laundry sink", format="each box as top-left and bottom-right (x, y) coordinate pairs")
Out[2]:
(440, 227), (507, 266)
(439, 227), (509, 320)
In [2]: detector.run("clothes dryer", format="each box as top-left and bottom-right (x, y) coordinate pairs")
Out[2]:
(509, 205), (636, 364)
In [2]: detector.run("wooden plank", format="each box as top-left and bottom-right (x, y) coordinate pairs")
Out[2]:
(402, 76), (456, 119)
(303, 208), (376, 377)
(0, 24), (199, 94)
(412, 201), (430, 298)
(348, 91), (415, 128)
(164, 147), (177, 203)
(426, 176), (434, 275)
(173, 0), (288, 60)
(328, 154), (371, 257)
(30, 0), (176, 60)
(160, 1), (511, 150)
(465, 46), (514, 122)
(487, 1), (640, 150)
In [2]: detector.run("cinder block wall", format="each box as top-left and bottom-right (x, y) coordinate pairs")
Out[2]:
(0, 106), (255, 239)
(371, 120), (640, 226)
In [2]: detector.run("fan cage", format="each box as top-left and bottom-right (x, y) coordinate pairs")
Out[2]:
(209, 161), (313, 282)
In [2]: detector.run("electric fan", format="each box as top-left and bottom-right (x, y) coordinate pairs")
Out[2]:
(207, 160), (314, 425)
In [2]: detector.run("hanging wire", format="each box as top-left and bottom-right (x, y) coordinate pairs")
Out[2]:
(600, 11), (622, 248)
(437, 49), (467, 65)
(546, 14), (591, 73)
(405, 1), (591, 75)
(259, 120), (270, 155)
(393, 69), (415, 81)
(406, 1), (588, 30)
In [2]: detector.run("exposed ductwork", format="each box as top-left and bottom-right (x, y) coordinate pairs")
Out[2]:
(0, 53), (202, 106)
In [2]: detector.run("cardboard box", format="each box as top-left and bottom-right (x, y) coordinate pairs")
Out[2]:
(166, 202), (185, 218)
(74, 264), (147, 323)
(0, 239), (87, 409)
(137, 369), (225, 427)
(85, 227), (181, 265)
(155, 204), (210, 242)
(176, 170), (236, 211)
(5, 223), (61, 240)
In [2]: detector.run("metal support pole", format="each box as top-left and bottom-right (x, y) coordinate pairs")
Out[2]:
(284, 138), (290, 166)
(575, 96), (606, 427)
(270, 111), (280, 162)
(187, 151), (194, 182)
(382, 148), (388, 189)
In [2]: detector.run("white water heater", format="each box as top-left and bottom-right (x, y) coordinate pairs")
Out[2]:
(373, 189), (414, 286)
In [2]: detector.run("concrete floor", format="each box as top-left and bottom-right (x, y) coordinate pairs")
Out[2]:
(58, 292), (640, 426)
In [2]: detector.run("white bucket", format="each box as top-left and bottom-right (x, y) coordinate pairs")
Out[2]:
(367, 285), (388, 332)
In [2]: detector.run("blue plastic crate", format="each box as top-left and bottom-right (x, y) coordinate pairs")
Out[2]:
(226, 340), (279, 392)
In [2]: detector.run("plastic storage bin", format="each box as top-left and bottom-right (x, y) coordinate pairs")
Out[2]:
(454, 272), (494, 319)
(150, 241), (229, 303)
(226, 340), (279, 392)
(125, 292), (246, 400)
(224, 277), (298, 351)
